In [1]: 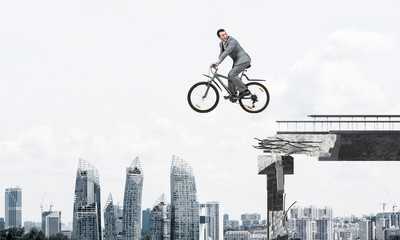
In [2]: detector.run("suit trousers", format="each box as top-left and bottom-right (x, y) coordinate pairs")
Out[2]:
(228, 62), (250, 94)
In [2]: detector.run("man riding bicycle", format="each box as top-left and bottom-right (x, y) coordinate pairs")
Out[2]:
(210, 29), (251, 100)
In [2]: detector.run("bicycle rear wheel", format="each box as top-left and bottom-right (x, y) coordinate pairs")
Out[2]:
(239, 82), (270, 113)
(187, 82), (219, 113)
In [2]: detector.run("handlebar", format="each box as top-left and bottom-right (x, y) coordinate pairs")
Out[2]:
(209, 65), (218, 73)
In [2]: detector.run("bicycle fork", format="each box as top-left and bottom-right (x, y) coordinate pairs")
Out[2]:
(202, 81), (213, 99)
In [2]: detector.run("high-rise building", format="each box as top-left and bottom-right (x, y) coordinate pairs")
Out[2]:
(290, 207), (303, 219)
(295, 217), (312, 240)
(228, 220), (240, 228)
(114, 204), (123, 238)
(104, 193), (117, 240)
(42, 210), (61, 236)
(72, 159), (102, 240)
(23, 221), (41, 230)
(390, 212), (400, 228)
(200, 202), (220, 240)
(42, 211), (52, 232)
(316, 216), (333, 240)
(0, 218), (5, 230)
(5, 187), (22, 228)
(241, 213), (261, 227)
(318, 207), (333, 220)
(223, 214), (229, 227)
(384, 228), (400, 239)
(170, 155), (199, 240)
(142, 208), (151, 235)
(123, 157), (144, 240)
(303, 206), (319, 220)
(376, 218), (387, 240)
(44, 211), (61, 236)
(150, 194), (170, 240)
(359, 219), (374, 240)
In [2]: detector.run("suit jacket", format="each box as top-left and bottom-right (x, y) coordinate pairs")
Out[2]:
(219, 36), (251, 66)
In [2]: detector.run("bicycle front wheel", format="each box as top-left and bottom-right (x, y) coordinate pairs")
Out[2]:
(239, 82), (270, 113)
(187, 82), (220, 113)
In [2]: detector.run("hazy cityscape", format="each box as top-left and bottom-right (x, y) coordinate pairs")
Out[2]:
(2, 1), (400, 240)
(2, 156), (400, 240)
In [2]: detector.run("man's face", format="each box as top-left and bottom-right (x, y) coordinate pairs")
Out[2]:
(218, 31), (229, 42)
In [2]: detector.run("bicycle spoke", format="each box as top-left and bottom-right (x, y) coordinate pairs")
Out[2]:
(187, 82), (219, 113)
(239, 82), (269, 113)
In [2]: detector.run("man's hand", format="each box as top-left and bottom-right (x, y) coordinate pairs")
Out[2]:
(210, 62), (218, 68)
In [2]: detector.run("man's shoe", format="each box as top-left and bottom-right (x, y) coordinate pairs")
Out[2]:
(238, 90), (251, 98)
(224, 95), (238, 103)
(230, 95), (238, 103)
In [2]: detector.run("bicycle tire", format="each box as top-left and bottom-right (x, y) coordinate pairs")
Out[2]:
(187, 82), (220, 113)
(239, 82), (270, 113)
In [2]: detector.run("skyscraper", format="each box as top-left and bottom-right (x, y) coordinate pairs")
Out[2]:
(150, 194), (170, 240)
(318, 207), (333, 220)
(170, 155), (199, 240)
(72, 159), (102, 240)
(5, 187), (22, 228)
(104, 193), (117, 240)
(359, 219), (374, 240)
(0, 218), (5, 230)
(241, 213), (261, 227)
(303, 206), (319, 220)
(43, 211), (61, 236)
(114, 204), (123, 238)
(290, 207), (303, 219)
(316, 216), (333, 240)
(295, 217), (312, 240)
(200, 202), (220, 240)
(42, 211), (52, 233)
(142, 208), (151, 235)
(376, 218), (387, 240)
(223, 214), (229, 228)
(123, 157), (144, 240)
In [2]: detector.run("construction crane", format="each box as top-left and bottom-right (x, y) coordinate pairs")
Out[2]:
(379, 203), (387, 213)
(386, 190), (397, 213)
(40, 193), (53, 212)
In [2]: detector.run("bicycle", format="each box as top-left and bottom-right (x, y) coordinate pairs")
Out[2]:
(187, 66), (270, 113)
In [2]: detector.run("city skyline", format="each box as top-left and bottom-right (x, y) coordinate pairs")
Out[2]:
(4, 191), (400, 240)
(2, 154), (400, 224)
(1, 0), (400, 228)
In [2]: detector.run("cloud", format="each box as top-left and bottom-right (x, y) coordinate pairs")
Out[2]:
(324, 29), (396, 58)
(0, 125), (55, 164)
(285, 29), (394, 114)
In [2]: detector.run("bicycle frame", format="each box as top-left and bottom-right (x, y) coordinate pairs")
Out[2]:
(202, 67), (265, 97)
(203, 69), (233, 95)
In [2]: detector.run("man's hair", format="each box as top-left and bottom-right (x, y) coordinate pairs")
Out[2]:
(217, 29), (225, 37)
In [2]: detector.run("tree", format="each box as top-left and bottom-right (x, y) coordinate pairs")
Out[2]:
(0, 226), (25, 240)
(388, 236), (400, 240)
(21, 228), (47, 240)
(49, 232), (68, 240)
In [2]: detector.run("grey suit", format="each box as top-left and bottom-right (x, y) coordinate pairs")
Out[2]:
(218, 36), (251, 93)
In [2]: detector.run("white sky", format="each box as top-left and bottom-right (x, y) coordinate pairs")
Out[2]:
(1, 0), (400, 225)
